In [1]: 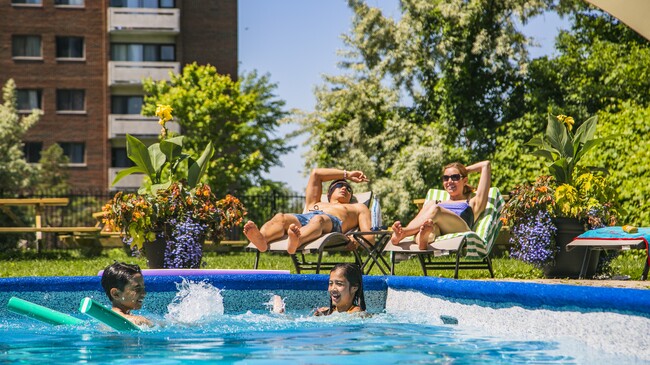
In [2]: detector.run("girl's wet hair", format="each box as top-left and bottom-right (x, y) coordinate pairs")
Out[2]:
(326, 263), (366, 314)
(443, 162), (475, 196)
(100, 261), (142, 301)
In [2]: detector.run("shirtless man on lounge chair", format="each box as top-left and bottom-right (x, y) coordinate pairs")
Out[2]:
(243, 168), (374, 254)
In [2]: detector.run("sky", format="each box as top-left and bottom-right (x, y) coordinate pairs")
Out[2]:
(238, 0), (569, 192)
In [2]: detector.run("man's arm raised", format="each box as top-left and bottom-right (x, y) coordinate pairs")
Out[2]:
(304, 168), (369, 207)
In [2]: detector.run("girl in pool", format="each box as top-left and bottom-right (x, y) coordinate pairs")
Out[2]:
(314, 263), (366, 316)
(390, 160), (491, 250)
(100, 261), (153, 327)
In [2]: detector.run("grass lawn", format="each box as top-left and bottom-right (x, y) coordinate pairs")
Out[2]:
(0, 248), (646, 280)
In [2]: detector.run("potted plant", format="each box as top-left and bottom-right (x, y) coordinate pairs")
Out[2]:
(502, 114), (619, 277)
(102, 105), (246, 268)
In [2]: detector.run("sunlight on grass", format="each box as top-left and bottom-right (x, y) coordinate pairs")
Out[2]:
(0, 248), (645, 280)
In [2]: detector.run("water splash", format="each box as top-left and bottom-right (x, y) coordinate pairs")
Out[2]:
(263, 294), (285, 314)
(164, 278), (224, 324)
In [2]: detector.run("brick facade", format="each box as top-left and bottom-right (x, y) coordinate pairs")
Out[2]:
(0, 0), (237, 191)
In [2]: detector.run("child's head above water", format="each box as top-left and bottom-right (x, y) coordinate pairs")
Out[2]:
(323, 263), (366, 315)
(100, 261), (146, 313)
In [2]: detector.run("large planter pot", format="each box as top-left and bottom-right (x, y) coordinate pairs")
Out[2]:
(143, 238), (167, 269)
(544, 217), (600, 278)
(142, 227), (206, 269)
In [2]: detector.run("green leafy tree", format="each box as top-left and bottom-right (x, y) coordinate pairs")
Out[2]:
(0, 79), (41, 190)
(0, 79), (41, 250)
(35, 143), (70, 194)
(142, 63), (293, 196)
(298, 0), (549, 219)
(493, 1), (650, 225)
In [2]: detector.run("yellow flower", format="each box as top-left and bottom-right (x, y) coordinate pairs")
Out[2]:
(556, 114), (574, 131)
(155, 104), (173, 125)
(563, 116), (574, 131)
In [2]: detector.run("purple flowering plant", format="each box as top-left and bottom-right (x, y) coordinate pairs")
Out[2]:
(502, 175), (558, 266)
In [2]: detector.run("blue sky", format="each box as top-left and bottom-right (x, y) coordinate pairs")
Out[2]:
(238, 1), (568, 192)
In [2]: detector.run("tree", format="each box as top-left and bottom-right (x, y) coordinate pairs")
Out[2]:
(35, 143), (70, 194)
(492, 1), (650, 225)
(142, 63), (293, 196)
(0, 79), (41, 250)
(0, 79), (41, 190)
(297, 0), (550, 219)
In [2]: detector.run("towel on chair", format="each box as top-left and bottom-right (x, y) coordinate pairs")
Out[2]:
(576, 227), (650, 265)
(577, 227), (650, 242)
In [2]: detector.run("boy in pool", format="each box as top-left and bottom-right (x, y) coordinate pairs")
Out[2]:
(314, 263), (366, 316)
(100, 262), (152, 327)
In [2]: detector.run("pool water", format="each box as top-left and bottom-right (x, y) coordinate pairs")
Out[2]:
(1, 275), (649, 364)
(2, 313), (589, 364)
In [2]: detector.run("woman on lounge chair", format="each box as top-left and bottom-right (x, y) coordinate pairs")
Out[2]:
(390, 160), (491, 250)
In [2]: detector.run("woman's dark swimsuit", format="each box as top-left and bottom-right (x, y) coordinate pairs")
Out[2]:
(292, 211), (343, 233)
(437, 201), (474, 227)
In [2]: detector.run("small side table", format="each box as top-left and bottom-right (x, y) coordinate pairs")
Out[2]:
(351, 230), (392, 275)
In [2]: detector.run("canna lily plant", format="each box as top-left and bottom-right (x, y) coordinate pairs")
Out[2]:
(103, 105), (246, 268)
(502, 113), (619, 268)
(112, 104), (214, 194)
(525, 114), (606, 186)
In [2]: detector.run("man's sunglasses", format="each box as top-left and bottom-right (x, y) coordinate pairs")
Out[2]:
(442, 174), (464, 182)
(330, 182), (353, 194)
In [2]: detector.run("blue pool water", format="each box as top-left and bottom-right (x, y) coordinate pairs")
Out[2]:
(1, 274), (649, 364)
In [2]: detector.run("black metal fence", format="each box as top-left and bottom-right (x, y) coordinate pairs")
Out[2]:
(0, 189), (307, 248)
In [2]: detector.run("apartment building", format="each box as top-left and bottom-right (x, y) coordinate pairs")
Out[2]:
(0, 0), (237, 191)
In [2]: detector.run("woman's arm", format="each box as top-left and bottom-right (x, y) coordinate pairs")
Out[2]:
(466, 160), (491, 217)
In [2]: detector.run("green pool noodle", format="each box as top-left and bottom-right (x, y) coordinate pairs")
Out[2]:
(79, 297), (140, 332)
(7, 297), (84, 326)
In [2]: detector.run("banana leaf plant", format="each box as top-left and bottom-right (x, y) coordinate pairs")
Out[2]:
(525, 114), (607, 186)
(112, 133), (214, 195)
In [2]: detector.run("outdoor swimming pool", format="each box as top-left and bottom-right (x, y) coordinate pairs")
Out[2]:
(1, 273), (649, 364)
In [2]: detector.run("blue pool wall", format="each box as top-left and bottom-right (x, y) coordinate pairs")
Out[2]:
(1, 275), (650, 319)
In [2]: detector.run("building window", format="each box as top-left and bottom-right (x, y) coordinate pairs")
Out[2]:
(12, 35), (42, 58)
(12, 0), (43, 5)
(59, 142), (85, 164)
(56, 36), (84, 59)
(112, 148), (135, 168)
(111, 95), (143, 114)
(54, 0), (84, 5)
(111, 43), (175, 62)
(16, 89), (43, 111)
(56, 89), (85, 111)
(110, 0), (174, 8)
(23, 142), (43, 163)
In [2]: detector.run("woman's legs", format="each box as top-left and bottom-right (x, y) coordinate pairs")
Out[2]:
(390, 202), (471, 246)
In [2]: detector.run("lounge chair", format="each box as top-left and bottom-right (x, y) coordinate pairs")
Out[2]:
(383, 187), (504, 278)
(247, 191), (373, 273)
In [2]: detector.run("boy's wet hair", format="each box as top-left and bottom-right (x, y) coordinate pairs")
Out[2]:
(100, 261), (142, 301)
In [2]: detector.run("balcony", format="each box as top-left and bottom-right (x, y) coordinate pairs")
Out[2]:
(108, 167), (143, 190)
(108, 114), (180, 139)
(108, 7), (180, 35)
(108, 61), (179, 86)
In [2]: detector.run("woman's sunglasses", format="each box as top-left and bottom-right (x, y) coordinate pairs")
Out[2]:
(442, 174), (464, 182)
